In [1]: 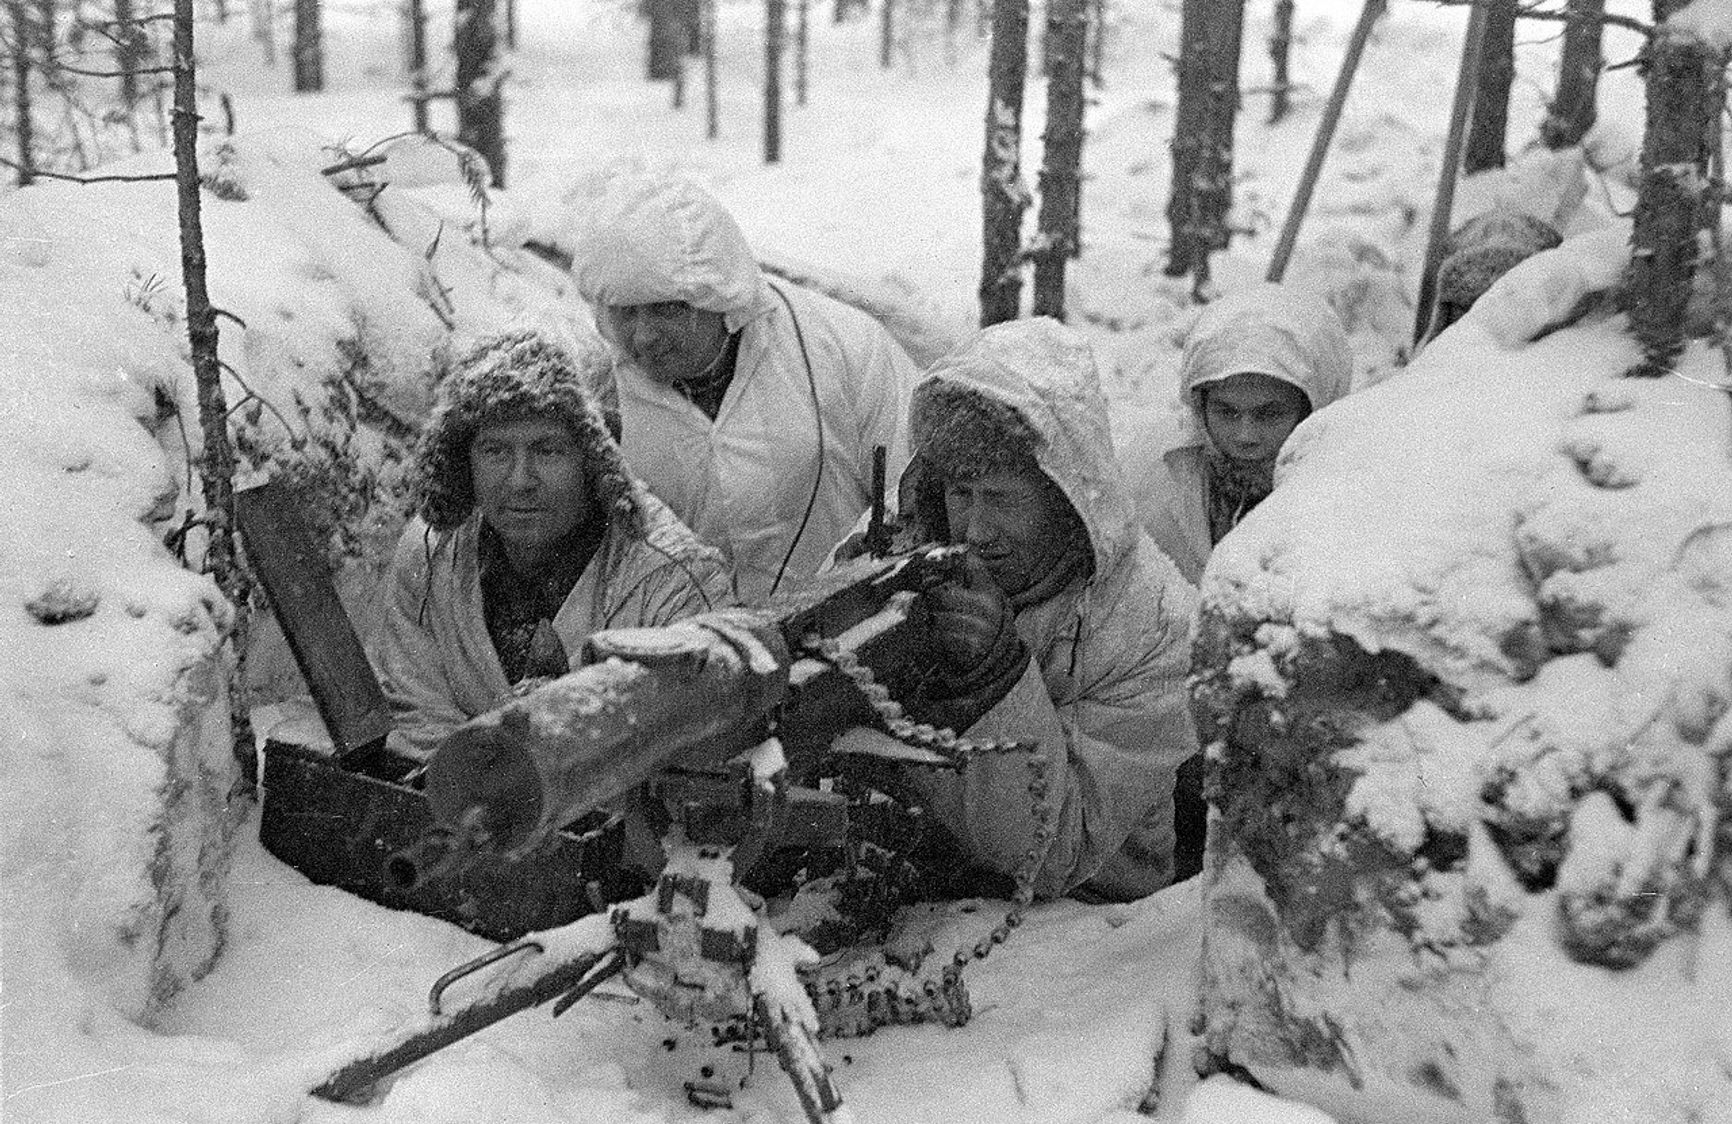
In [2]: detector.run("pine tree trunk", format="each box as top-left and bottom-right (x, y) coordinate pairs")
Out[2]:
(795, 0), (808, 105)
(1267, 0), (1293, 124)
(293, 0), (322, 91)
(704, 0), (719, 138)
(1087, 0), (1104, 86)
(679, 0), (702, 52)
(879, 0), (893, 69)
(115, 0), (139, 107)
(1164, 0), (1246, 288)
(1541, 0), (1604, 149)
(979, 0), (1030, 325)
(1463, 0), (1516, 174)
(251, 0), (275, 67)
(454, 0), (506, 187)
(1032, 0), (1087, 318)
(172, 0), (254, 784)
(646, 0), (681, 79)
(764, 0), (784, 163)
(1621, 0), (1724, 377)
(406, 0), (429, 132)
(10, 1), (34, 186)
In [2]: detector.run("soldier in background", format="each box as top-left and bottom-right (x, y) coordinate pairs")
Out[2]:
(566, 173), (920, 604)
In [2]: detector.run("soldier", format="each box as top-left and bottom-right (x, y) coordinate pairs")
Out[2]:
(566, 173), (920, 604)
(370, 329), (732, 759)
(1117, 283), (1353, 586)
(880, 318), (1200, 901)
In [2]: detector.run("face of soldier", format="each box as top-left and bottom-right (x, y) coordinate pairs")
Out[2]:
(1200, 372), (1312, 466)
(469, 415), (591, 570)
(940, 466), (1077, 597)
(598, 301), (731, 387)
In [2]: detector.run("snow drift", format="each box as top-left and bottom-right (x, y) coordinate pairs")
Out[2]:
(1192, 227), (1732, 1123)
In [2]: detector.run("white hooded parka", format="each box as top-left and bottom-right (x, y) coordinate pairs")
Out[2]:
(1117, 284), (1353, 585)
(901, 319), (1201, 901)
(568, 175), (920, 604)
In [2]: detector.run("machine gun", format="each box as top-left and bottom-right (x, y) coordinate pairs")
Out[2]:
(310, 544), (1058, 1123)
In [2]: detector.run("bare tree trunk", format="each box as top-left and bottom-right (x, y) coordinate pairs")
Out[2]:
(672, 47), (685, 106)
(1164, 0), (1246, 289)
(646, 0), (681, 78)
(795, 0), (807, 105)
(172, 0), (255, 785)
(679, 0), (701, 51)
(1464, 0), (1516, 174)
(293, 0), (322, 91)
(704, 0), (718, 137)
(879, 0), (892, 69)
(1541, 0), (1604, 149)
(1087, 0), (1104, 86)
(1032, 0), (1086, 318)
(979, 0), (1030, 325)
(116, 0), (143, 109)
(764, 0), (784, 162)
(1621, 1), (1724, 377)
(1267, 0), (1293, 124)
(10, 1), (35, 186)
(454, 0), (506, 187)
(251, 0), (275, 66)
(504, 0), (516, 49)
(406, 0), (429, 132)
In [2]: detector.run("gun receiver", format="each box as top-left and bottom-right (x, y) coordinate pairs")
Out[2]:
(388, 544), (965, 887)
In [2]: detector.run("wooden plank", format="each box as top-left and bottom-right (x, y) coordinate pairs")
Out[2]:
(236, 478), (392, 759)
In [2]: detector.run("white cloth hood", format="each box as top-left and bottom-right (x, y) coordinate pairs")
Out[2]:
(567, 174), (770, 333)
(1176, 282), (1353, 434)
(912, 317), (1137, 579)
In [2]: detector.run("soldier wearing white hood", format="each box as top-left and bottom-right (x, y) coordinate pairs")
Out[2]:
(883, 318), (1199, 901)
(1118, 283), (1353, 586)
(566, 174), (921, 604)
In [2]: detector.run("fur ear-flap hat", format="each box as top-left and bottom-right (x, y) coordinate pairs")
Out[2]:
(901, 379), (1060, 545)
(1437, 210), (1563, 308)
(413, 330), (641, 535)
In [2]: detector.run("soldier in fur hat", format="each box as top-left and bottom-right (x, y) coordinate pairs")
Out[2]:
(370, 329), (733, 759)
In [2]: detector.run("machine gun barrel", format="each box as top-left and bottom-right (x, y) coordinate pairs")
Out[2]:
(407, 545), (966, 873)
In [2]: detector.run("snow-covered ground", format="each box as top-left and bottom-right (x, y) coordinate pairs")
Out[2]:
(0, 0), (1669, 1121)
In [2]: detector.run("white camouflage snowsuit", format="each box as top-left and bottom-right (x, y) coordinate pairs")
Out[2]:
(567, 174), (921, 604)
(899, 319), (1200, 901)
(1117, 283), (1353, 585)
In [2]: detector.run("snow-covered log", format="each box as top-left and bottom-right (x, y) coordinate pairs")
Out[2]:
(1192, 230), (1732, 1123)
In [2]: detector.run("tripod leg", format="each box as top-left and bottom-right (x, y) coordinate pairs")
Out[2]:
(751, 934), (853, 1124)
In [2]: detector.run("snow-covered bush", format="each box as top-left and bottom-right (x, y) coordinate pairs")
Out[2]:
(1192, 228), (1732, 1123)
(0, 130), (592, 1107)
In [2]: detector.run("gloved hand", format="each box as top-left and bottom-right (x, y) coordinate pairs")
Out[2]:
(917, 553), (1029, 730)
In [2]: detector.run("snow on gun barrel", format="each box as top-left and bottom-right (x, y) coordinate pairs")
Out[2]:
(388, 546), (970, 889)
